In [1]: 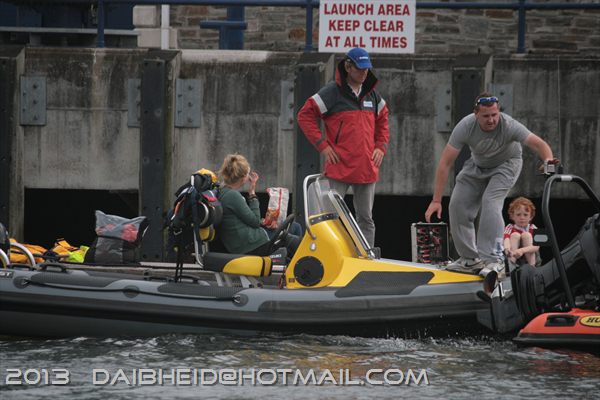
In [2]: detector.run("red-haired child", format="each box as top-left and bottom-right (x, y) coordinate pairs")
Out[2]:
(503, 197), (539, 266)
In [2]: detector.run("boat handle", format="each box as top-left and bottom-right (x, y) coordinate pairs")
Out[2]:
(10, 242), (39, 269)
(303, 173), (321, 240)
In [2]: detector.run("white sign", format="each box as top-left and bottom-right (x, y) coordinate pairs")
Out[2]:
(318, 0), (416, 54)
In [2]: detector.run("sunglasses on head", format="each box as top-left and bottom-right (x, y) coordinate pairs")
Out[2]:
(475, 96), (499, 106)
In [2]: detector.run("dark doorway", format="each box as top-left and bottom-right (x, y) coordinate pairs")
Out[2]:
(24, 189), (138, 249)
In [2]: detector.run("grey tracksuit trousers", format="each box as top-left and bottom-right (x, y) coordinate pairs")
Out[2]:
(449, 158), (522, 262)
(327, 178), (376, 247)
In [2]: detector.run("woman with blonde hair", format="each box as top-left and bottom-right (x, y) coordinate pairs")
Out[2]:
(217, 154), (300, 256)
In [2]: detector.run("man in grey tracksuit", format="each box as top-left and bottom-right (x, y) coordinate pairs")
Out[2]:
(424, 93), (555, 276)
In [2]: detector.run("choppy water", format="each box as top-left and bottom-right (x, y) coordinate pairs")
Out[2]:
(1, 334), (598, 400)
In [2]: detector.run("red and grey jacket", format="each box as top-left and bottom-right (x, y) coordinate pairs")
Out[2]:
(297, 59), (389, 184)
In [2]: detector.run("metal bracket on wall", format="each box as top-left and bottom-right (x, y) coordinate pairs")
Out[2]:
(127, 78), (141, 127)
(435, 85), (452, 133)
(489, 84), (513, 116)
(175, 79), (202, 128)
(20, 76), (46, 126)
(279, 80), (294, 131)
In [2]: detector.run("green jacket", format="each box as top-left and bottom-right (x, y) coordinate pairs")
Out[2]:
(218, 187), (269, 254)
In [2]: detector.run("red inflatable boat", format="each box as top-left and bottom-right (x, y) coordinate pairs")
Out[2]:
(514, 308), (600, 348)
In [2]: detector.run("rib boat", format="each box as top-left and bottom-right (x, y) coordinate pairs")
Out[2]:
(0, 175), (491, 338)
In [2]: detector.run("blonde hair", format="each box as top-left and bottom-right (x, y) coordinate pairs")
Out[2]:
(218, 154), (250, 185)
(508, 197), (536, 219)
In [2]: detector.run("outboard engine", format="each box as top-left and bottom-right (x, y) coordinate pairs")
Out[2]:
(511, 213), (600, 322)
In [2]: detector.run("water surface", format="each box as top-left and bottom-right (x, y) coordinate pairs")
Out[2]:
(1, 334), (598, 399)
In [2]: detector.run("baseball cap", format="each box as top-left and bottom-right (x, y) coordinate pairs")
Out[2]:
(345, 48), (372, 69)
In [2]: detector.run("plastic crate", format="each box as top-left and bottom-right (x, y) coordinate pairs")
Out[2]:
(410, 222), (449, 264)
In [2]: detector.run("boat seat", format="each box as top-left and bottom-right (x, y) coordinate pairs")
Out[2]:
(203, 252), (272, 277)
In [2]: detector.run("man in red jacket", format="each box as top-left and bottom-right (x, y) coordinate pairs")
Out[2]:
(297, 48), (390, 247)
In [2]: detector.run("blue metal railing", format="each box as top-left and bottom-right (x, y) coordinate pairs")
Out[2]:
(417, 1), (600, 54)
(199, 6), (246, 49)
(6, 0), (600, 53)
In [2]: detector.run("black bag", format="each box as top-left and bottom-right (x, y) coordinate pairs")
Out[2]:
(84, 211), (149, 264)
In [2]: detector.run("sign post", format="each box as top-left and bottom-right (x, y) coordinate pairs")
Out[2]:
(319, 0), (416, 54)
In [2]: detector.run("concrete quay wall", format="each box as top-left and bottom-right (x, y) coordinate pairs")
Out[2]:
(2, 47), (599, 239)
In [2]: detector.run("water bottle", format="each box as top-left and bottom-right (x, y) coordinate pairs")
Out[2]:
(493, 238), (504, 260)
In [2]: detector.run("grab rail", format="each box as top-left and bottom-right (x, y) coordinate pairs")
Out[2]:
(302, 173), (320, 240)
(541, 174), (600, 309)
(9, 242), (39, 269)
(6, 1), (600, 52)
(0, 248), (9, 268)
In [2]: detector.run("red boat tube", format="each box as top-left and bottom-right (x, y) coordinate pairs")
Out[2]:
(514, 308), (600, 348)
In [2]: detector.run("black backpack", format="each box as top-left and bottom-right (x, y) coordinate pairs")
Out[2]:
(166, 169), (223, 263)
